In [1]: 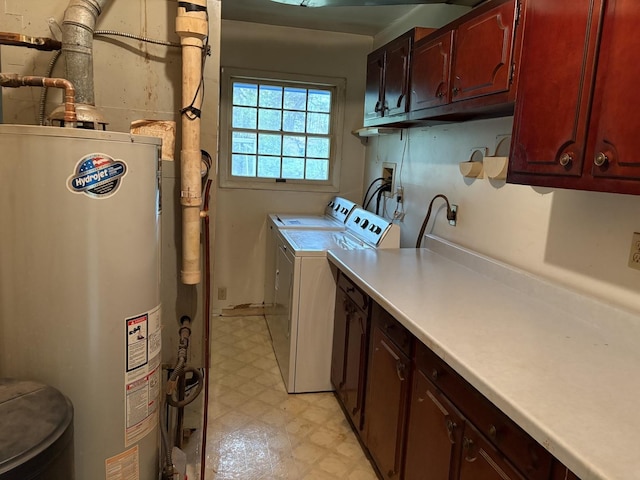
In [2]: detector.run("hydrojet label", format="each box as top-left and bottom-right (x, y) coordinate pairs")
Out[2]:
(68, 153), (127, 198)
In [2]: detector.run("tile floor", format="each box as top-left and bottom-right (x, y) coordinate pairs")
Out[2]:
(203, 315), (378, 480)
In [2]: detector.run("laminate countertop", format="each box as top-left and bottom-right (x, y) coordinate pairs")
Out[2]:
(327, 235), (640, 480)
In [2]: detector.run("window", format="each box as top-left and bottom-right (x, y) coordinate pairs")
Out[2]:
(220, 68), (345, 191)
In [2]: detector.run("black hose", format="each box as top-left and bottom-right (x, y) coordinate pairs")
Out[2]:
(364, 183), (389, 210)
(415, 194), (455, 248)
(362, 176), (384, 205)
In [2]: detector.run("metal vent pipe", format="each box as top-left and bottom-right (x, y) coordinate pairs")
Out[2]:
(59, 0), (110, 124)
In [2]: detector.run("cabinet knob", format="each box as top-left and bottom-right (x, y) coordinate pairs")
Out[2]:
(488, 424), (497, 439)
(594, 152), (609, 167)
(431, 369), (439, 381)
(559, 153), (573, 167)
(463, 437), (477, 462)
(452, 87), (460, 96)
(446, 418), (457, 443)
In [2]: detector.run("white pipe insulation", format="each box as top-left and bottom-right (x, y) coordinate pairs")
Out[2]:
(176, 0), (208, 285)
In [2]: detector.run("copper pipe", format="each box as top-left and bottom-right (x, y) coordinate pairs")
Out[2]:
(200, 178), (213, 480)
(0, 73), (77, 124)
(0, 32), (62, 51)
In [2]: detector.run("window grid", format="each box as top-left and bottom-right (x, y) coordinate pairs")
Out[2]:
(230, 79), (333, 182)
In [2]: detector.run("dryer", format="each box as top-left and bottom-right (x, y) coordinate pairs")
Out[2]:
(271, 208), (399, 393)
(265, 196), (357, 323)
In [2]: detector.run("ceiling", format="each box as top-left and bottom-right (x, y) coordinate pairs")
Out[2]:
(221, 0), (442, 36)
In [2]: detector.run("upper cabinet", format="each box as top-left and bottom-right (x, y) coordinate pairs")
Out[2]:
(508, 0), (640, 195)
(364, 28), (434, 126)
(410, 0), (519, 118)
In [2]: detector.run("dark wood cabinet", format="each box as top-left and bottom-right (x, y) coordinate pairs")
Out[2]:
(415, 342), (553, 480)
(450, 0), (517, 103)
(410, 31), (454, 112)
(331, 276), (581, 480)
(364, 28), (433, 126)
(459, 422), (525, 480)
(364, 49), (386, 123)
(403, 369), (465, 480)
(364, 304), (412, 479)
(409, 0), (520, 120)
(331, 272), (370, 430)
(509, 0), (640, 195)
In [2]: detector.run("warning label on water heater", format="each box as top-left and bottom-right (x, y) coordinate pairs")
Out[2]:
(124, 305), (161, 447)
(67, 152), (127, 199)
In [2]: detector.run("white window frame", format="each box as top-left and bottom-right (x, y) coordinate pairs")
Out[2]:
(219, 67), (345, 192)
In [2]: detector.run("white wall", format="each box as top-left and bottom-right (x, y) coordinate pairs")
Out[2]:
(362, 15), (640, 315)
(215, 20), (371, 311)
(364, 119), (640, 314)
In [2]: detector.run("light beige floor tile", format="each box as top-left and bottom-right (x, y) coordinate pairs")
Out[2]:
(205, 315), (377, 479)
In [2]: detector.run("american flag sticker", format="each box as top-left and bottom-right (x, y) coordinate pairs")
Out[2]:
(68, 152), (127, 198)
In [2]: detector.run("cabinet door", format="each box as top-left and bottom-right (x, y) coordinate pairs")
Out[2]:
(410, 31), (454, 112)
(365, 49), (386, 122)
(365, 326), (411, 479)
(385, 36), (412, 117)
(509, 0), (602, 181)
(404, 370), (464, 480)
(343, 303), (368, 430)
(459, 422), (525, 480)
(451, 0), (516, 102)
(585, 0), (640, 187)
(331, 288), (349, 392)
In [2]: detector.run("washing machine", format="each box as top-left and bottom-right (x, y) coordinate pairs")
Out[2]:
(265, 196), (358, 322)
(271, 207), (400, 393)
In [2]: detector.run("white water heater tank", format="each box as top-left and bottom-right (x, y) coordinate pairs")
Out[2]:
(0, 125), (162, 480)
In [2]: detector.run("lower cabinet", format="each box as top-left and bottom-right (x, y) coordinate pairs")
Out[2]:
(364, 320), (411, 479)
(331, 272), (370, 431)
(330, 277), (581, 480)
(404, 369), (464, 480)
(459, 421), (525, 480)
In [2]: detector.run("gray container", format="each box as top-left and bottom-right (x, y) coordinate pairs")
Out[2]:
(0, 379), (74, 479)
(0, 125), (162, 480)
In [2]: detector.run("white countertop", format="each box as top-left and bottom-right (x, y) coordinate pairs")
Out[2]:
(327, 236), (640, 480)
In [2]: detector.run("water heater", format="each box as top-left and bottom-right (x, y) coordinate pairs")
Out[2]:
(0, 125), (162, 480)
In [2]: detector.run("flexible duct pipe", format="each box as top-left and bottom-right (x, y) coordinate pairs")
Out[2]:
(176, 0), (208, 285)
(0, 73), (76, 125)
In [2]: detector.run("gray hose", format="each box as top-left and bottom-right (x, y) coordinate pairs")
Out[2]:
(94, 30), (180, 47)
(38, 50), (62, 125)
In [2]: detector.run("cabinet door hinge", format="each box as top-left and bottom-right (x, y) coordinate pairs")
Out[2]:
(510, 62), (516, 85)
(515, 0), (522, 25)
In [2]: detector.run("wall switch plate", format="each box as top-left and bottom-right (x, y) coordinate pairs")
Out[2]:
(628, 232), (640, 271)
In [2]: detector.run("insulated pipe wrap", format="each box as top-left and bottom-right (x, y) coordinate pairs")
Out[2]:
(176, 0), (208, 285)
(62, 0), (110, 106)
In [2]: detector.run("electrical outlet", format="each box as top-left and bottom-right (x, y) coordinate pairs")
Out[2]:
(382, 162), (396, 198)
(628, 232), (640, 271)
(218, 287), (227, 300)
(449, 204), (458, 226)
